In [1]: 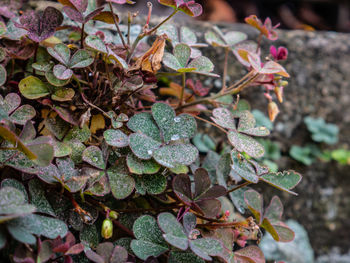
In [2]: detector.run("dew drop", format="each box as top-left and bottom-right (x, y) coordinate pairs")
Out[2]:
(171, 134), (180, 141)
(174, 117), (181, 123)
(147, 150), (153, 155)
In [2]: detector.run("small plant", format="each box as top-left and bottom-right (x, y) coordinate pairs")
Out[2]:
(290, 117), (340, 165)
(304, 116), (339, 145)
(0, 1), (301, 262)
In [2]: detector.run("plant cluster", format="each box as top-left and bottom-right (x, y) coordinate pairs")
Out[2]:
(289, 116), (348, 166)
(0, 0), (302, 262)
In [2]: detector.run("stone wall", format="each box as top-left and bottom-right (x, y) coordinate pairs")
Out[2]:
(173, 20), (350, 257)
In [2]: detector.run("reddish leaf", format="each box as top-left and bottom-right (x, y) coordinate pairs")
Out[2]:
(235, 245), (265, 263)
(186, 79), (209, 96)
(65, 243), (84, 255)
(16, 7), (63, 42)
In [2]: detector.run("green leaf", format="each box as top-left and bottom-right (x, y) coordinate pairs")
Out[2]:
(151, 103), (175, 135)
(104, 129), (129, 148)
(19, 76), (50, 99)
(51, 87), (75, 101)
(127, 112), (161, 142)
(131, 215), (168, 260)
(211, 107), (236, 130)
(169, 251), (205, 263)
(1, 179), (28, 202)
(187, 56), (214, 74)
(64, 125), (91, 142)
(192, 134), (216, 153)
(153, 144), (198, 168)
(189, 238), (222, 261)
(289, 145), (318, 165)
(0, 65), (6, 86)
(10, 105), (36, 125)
(228, 130), (265, 158)
(163, 114), (197, 143)
(80, 224), (99, 248)
(162, 53), (182, 71)
(260, 170), (302, 195)
(174, 44), (191, 67)
(252, 109), (273, 131)
(7, 214), (67, 245)
(304, 116), (339, 145)
(47, 43), (71, 66)
(261, 219), (295, 242)
(157, 212), (188, 250)
(85, 35), (108, 53)
(45, 115), (70, 140)
(244, 190), (263, 224)
(231, 151), (259, 183)
(69, 49), (94, 68)
(45, 70), (70, 87)
(134, 173), (167, 195)
(108, 165), (135, 199)
(127, 153), (160, 175)
(0, 187), (35, 222)
(234, 246), (265, 263)
(205, 31), (226, 47)
(129, 133), (162, 160)
(53, 64), (73, 80)
(82, 146), (106, 170)
(69, 140), (86, 164)
(28, 179), (55, 216)
(27, 136), (54, 167)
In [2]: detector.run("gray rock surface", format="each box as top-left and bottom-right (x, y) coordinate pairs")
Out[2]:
(166, 20), (350, 256)
(259, 220), (314, 263)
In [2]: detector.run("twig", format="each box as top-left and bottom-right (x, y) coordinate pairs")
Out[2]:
(193, 115), (227, 134)
(108, 1), (128, 51)
(178, 72), (186, 107)
(221, 47), (229, 94)
(227, 181), (251, 193)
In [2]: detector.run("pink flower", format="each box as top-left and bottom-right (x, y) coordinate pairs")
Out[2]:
(270, 45), (288, 61)
(158, 0), (203, 17)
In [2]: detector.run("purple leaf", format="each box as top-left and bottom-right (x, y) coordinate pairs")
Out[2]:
(17, 7), (63, 42)
(63, 6), (84, 24)
(69, 0), (88, 13)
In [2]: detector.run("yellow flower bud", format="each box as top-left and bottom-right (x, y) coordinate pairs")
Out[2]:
(109, 211), (119, 220)
(101, 219), (113, 239)
(268, 101), (280, 122)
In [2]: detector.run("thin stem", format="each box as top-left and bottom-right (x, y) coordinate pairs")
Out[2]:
(33, 42), (39, 74)
(193, 115), (227, 134)
(178, 72), (259, 110)
(80, 23), (85, 49)
(108, 1), (128, 51)
(197, 221), (249, 228)
(256, 33), (263, 53)
(221, 47), (229, 94)
(147, 9), (178, 36)
(178, 72), (186, 107)
(127, 12), (132, 46)
(80, 92), (111, 119)
(227, 181), (251, 193)
(127, 9), (178, 62)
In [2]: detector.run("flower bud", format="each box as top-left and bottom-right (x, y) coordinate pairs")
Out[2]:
(274, 86), (284, 103)
(268, 101), (279, 122)
(109, 211), (119, 220)
(101, 219), (113, 239)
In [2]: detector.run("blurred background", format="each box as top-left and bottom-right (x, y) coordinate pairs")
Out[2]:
(111, 0), (350, 32)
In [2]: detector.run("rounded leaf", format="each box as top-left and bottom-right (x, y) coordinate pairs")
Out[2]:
(19, 76), (50, 99)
